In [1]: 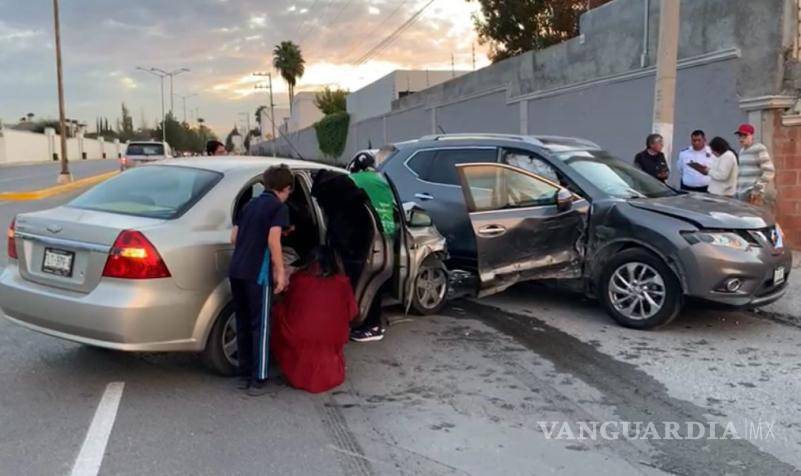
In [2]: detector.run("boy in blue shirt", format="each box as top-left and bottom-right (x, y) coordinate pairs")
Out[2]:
(229, 164), (293, 396)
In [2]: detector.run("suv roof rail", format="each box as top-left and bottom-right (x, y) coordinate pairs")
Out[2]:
(418, 133), (544, 145)
(532, 135), (601, 149)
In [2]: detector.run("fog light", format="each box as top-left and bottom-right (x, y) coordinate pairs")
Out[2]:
(724, 278), (743, 292)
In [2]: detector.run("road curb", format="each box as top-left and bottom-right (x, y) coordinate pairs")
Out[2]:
(0, 171), (118, 201)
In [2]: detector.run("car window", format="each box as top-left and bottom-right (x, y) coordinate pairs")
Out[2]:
(502, 149), (560, 184)
(69, 166), (221, 219)
(232, 179), (266, 225)
(552, 149), (676, 199)
(126, 143), (164, 156)
(422, 148), (497, 186)
(460, 165), (559, 212)
(406, 150), (435, 177)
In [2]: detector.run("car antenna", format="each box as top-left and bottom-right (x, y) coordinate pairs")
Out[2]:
(259, 109), (306, 161)
(437, 125), (446, 134)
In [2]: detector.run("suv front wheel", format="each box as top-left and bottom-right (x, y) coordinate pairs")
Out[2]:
(599, 249), (683, 329)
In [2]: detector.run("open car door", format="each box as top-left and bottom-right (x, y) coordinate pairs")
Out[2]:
(455, 163), (589, 298)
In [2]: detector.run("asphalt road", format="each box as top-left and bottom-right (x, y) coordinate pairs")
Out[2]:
(0, 170), (799, 475)
(0, 159), (119, 193)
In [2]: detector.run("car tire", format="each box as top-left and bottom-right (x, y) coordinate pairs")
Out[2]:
(201, 304), (238, 376)
(411, 256), (449, 315)
(599, 248), (683, 330)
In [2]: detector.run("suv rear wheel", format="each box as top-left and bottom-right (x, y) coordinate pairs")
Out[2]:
(411, 256), (448, 315)
(599, 249), (682, 329)
(202, 304), (238, 376)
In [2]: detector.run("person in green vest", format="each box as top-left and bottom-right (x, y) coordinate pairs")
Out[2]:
(347, 151), (398, 342)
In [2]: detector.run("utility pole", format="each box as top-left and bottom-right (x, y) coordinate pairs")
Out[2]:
(651, 0), (680, 171)
(52, 0), (70, 183)
(472, 43), (476, 71)
(451, 53), (455, 78)
(253, 71), (277, 157)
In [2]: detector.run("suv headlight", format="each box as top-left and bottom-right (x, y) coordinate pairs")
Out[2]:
(682, 231), (751, 251)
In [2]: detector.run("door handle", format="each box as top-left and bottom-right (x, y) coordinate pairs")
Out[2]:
(477, 225), (507, 237)
(414, 192), (434, 201)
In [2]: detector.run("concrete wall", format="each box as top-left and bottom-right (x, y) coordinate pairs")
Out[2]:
(254, 0), (793, 173)
(0, 128), (116, 165)
(288, 92), (324, 132)
(347, 70), (470, 123)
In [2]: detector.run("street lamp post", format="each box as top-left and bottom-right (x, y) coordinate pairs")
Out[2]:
(179, 93), (197, 124)
(52, 0), (70, 183)
(136, 67), (167, 145)
(151, 68), (190, 115)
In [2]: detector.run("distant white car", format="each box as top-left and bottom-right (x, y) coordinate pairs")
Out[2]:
(121, 141), (172, 170)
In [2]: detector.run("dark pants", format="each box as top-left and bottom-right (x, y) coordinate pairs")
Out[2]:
(230, 278), (272, 382)
(681, 183), (708, 193)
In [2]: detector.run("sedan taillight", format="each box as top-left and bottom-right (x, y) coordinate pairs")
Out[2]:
(102, 230), (170, 279)
(7, 218), (17, 260)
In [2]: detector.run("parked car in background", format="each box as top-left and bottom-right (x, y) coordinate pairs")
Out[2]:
(0, 157), (447, 375)
(120, 141), (172, 170)
(380, 133), (792, 329)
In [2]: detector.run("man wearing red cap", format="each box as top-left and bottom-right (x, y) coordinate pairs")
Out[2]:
(735, 123), (775, 208)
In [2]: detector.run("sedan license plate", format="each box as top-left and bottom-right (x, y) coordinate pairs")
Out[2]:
(774, 266), (786, 286)
(42, 248), (74, 277)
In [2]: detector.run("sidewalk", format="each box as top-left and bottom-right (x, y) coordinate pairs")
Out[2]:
(0, 159), (119, 193)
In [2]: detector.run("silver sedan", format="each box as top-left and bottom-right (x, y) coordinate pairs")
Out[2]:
(0, 157), (448, 374)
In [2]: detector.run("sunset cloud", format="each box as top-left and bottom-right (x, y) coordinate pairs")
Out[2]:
(0, 0), (489, 135)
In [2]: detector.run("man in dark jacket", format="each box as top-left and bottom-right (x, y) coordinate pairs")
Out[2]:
(634, 133), (670, 182)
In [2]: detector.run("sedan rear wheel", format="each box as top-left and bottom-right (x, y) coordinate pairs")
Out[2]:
(411, 257), (448, 315)
(600, 249), (682, 329)
(202, 304), (238, 376)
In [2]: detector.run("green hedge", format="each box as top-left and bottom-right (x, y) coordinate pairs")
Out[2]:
(314, 112), (350, 158)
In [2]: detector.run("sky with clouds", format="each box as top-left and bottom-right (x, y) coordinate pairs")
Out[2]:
(0, 0), (489, 137)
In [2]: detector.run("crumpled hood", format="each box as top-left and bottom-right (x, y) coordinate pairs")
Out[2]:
(628, 193), (772, 229)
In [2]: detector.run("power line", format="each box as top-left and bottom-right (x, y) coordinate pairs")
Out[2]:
(341, 0), (409, 63)
(352, 0), (436, 66)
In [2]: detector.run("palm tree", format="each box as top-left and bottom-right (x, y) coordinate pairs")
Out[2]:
(272, 41), (305, 113)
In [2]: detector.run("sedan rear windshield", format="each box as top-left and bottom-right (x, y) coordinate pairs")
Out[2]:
(553, 149), (676, 199)
(126, 144), (164, 156)
(69, 166), (222, 219)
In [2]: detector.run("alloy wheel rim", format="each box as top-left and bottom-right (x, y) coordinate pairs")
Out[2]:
(608, 262), (666, 320)
(416, 265), (447, 309)
(222, 313), (238, 366)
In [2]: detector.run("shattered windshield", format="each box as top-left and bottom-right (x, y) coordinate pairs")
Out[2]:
(552, 149), (676, 199)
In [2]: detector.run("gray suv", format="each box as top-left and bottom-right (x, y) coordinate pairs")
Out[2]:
(380, 133), (792, 329)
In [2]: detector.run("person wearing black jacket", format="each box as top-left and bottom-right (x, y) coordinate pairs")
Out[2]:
(634, 134), (669, 182)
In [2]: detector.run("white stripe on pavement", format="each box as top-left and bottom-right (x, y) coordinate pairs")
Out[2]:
(70, 382), (125, 476)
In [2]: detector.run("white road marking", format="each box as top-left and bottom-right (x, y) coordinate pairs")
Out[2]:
(70, 382), (125, 476)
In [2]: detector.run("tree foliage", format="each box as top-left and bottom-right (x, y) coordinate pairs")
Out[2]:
(119, 102), (135, 140)
(154, 113), (217, 154)
(272, 41), (305, 112)
(468, 0), (613, 62)
(314, 87), (348, 115)
(314, 111), (350, 158)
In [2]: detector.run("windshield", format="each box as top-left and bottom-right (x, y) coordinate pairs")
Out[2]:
(69, 166), (222, 219)
(126, 143), (165, 156)
(552, 149), (676, 199)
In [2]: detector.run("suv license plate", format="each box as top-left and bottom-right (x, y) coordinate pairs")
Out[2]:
(774, 266), (786, 286)
(42, 248), (74, 277)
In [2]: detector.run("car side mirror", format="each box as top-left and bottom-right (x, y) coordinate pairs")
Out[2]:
(408, 207), (433, 228)
(555, 188), (573, 212)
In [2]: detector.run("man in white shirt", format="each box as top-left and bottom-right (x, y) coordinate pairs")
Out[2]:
(677, 130), (712, 192)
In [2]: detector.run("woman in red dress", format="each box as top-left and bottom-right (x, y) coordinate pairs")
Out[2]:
(271, 246), (358, 393)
